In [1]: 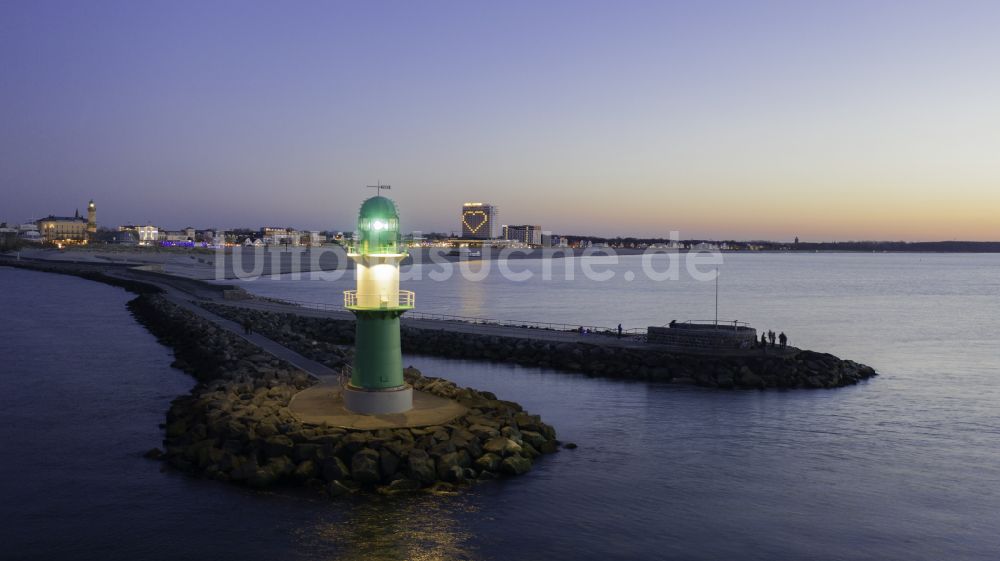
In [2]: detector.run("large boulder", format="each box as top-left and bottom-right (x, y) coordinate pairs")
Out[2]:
(293, 459), (318, 481)
(263, 435), (294, 458)
(436, 452), (464, 482)
(737, 366), (765, 389)
(474, 453), (502, 472)
(500, 426), (523, 444)
(321, 456), (350, 481)
(266, 456), (294, 477)
(247, 457), (292, 487)
(520, 430), (547, 450)
(514, 413), (545, 433)
(351, 448), (381, 484)
(500, 455), (532, 476)
(379, 448), (400, 479)
(456, 437), (482, 460)
(407, 449), (436, 484)
(335, 432), (372, 459)
(293, 443), (322, 462)
(467, 424), (499, 439)
(483, 436), (522, 457)
(255, 419), (280, 438)
(385, 478), (421, 493)
(520, 442), (541, 459)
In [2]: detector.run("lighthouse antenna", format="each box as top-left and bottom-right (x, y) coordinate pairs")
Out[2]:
(366, 181), (392, 195)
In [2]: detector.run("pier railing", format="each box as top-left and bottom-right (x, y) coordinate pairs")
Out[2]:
(339, 364), (352, 388)
(404, 310), (646, 337)
(264, 296), (645, 337)
(670, 320), (753, 331)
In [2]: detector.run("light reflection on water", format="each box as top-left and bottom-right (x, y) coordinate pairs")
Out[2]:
(294, 496), (481, 561)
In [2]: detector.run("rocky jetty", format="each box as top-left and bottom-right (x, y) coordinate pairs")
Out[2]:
(129, 295), (559, 496)
(204, 303), (877, 389)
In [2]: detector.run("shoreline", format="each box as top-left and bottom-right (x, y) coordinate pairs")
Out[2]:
(9, 247), (1000, 283)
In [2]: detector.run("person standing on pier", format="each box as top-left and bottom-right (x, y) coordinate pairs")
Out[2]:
(617, 323), (623, 338)
(779, 332), (787, 349)
(769, 330), (776, 347)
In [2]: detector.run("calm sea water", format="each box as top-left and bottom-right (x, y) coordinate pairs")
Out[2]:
(2, 253), (999, 561)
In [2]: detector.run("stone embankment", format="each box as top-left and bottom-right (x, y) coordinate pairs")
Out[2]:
(130, 295), (559, 496)
(204, 304), (877, 389)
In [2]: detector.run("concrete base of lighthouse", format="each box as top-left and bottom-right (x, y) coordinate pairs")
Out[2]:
(342, 383), (414, 415)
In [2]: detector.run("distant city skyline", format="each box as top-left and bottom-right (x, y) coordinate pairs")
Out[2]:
(2, 1), (999, 241)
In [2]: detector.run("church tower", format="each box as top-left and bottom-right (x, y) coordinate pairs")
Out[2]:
(87, 200), (96, 238)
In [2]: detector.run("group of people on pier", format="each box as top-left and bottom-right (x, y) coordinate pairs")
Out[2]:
(760, 329), (787, 351)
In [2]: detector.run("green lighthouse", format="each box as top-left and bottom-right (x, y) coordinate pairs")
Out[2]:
(342, 195), (415, 414)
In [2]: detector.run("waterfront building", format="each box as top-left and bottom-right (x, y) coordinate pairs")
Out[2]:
(119, 224), (159, 245)
(262, 226), (300, 246)
(107, 230), (139, 245)
(161, 230), (190, 242)
(549, 235), (569, 248)
(461, 202), (499, 239)
(343, 195), (414, 414)
(139, 225), (159, 244)
(503, 224), (542, 246)
(37, 212), (88, 243)
(15, 223), (42, 243)
(649, 241), (683, 250)
(0, 225), (16, 250)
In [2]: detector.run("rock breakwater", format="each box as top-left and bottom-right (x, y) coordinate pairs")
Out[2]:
(204, 303), (878, 389)
(130, 295), (559, 496)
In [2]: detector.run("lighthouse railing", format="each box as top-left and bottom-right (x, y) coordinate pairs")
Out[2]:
(343, 290), (415, 309)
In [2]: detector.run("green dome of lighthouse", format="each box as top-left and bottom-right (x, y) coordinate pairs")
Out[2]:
(359, 196), (399, 221)
(355, 196), (402, 255)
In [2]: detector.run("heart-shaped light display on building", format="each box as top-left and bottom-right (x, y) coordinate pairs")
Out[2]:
(462, 210), (489, 234)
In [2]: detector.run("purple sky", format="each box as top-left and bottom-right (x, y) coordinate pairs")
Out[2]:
(2, 1), (999, 240)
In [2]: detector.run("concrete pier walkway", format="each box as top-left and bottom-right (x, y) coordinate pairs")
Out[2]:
(163, 294), (340, 379)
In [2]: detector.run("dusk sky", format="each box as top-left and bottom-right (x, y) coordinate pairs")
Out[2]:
(2, 0), (999, 241)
